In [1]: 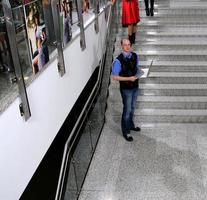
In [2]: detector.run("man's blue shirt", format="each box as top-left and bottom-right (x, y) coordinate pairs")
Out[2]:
(112, 52), (140, 76)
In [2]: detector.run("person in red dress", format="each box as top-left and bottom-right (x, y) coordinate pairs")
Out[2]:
(112, 0), (140, 44)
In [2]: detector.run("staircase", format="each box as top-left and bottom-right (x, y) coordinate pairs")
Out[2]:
(112, 0), (207, 126)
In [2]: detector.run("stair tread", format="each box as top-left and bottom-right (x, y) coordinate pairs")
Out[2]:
(114, 51), (207, 56)
(139, 61), (207, 66)
(118, 30), (207, 36)
(138, 96), (207, 102)
(135, 109), (207, 115)
(139, 123), (207, 128)
(110, 82), (207, 89)
(140, 84), (207, 89)
(149, 72), (207, 77)
(115, 41), (207, 46)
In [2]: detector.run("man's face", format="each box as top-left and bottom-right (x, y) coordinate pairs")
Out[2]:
(121, 39), (131, 53)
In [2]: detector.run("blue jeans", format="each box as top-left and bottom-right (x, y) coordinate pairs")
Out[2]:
(120, 88), (138, 136)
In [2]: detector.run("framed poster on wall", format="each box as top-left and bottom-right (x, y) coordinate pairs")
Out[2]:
(23, 0), (49, 74)
(58, 0), (72, 46)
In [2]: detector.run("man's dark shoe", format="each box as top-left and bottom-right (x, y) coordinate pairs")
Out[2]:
(123, 134), (133, 142)
(131, 127), (141, 132)
(145, 8), (150, 16)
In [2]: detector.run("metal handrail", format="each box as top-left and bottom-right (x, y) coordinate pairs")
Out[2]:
(97, 3), (113, 91)
(55, 2), (115, 200)
(51, 0), (66, 76)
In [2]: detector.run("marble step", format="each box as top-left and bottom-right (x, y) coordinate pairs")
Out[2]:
(117, 31), (207, 37)
(115, 44), (207, 52)
(114, 49), (207, 56)
(115, 37), (207, 45)
(138, 95), (207, 102)
(113, 48), (207, 61)
(140, 77), (207, 84)
(137, 101), (207, 109)
(116, 20), (207, 27)
(139, 9), (207, 16)
(137, 122), (207, 129)
(138, 28), (207, 34)
(115, 38), (206, 45)
(136, 108), (207, 121)
(141, 17), (207, 23)
(137, 109), (207, 123)
(148, 72), (207, 77)
(115, 43), (207, 52)
(139, 89), (207, 96)
(108, 95), (207, 109)
(116, 25), (207, 32)
(111, 109), (207, 123)
(110, 81), (207, 88)
(109, 101), (207, 110)
(136, 114), (207, 123)
(116, 35), (207, 41)
(110, 85), (207, 96)
(144, 61), (207, 71)
(168, 1), (207, 8)
(150, 65), (207, 72)
(118, 26), (207, 33)
(140, 13), (207, 18)
(139, 55), (207, 62)
(140, 60), (207, 67)
(140, 83), (207, 89)
(137, 96), (207, 109)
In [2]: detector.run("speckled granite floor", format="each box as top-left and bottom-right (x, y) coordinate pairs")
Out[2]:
(78, 0), (207, 199)
(79, 123), (207, 200)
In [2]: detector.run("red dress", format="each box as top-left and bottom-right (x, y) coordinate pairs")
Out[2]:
(122, 0), (140, 27)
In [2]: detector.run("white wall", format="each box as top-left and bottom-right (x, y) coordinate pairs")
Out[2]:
(0, 11), (107, 200)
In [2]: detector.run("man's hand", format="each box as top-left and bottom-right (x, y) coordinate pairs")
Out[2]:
(129, 76), (138, 82)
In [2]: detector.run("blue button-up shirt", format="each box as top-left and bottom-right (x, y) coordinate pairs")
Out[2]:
(112, 52), (140, 76)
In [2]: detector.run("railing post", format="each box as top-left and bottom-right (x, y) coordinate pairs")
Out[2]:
(76, 0), (86, 50)
(94, 0), (99, 33)
(2, 0), (31, 120)
(51, 0), (66, 76)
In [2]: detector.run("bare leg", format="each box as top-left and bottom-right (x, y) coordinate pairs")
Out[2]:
(131, 25), (137, 44)
(128, 24), (134, 44)
(128, 24), (133, 36)
(133, 25), (136, 34)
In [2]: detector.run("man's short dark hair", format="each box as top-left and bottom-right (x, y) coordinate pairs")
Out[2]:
(121, 38), (131, 46)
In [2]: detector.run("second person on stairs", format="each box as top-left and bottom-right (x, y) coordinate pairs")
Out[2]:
(144, 0), (154, 16)
(112, 0), (140, 45)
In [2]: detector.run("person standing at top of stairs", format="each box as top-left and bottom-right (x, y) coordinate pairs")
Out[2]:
(112, 0), (140, 44)
(144, 0), (154, 16)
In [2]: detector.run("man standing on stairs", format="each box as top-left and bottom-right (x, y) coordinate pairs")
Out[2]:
(112, 38), (141, 142)
(144, 0), (154, 16)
